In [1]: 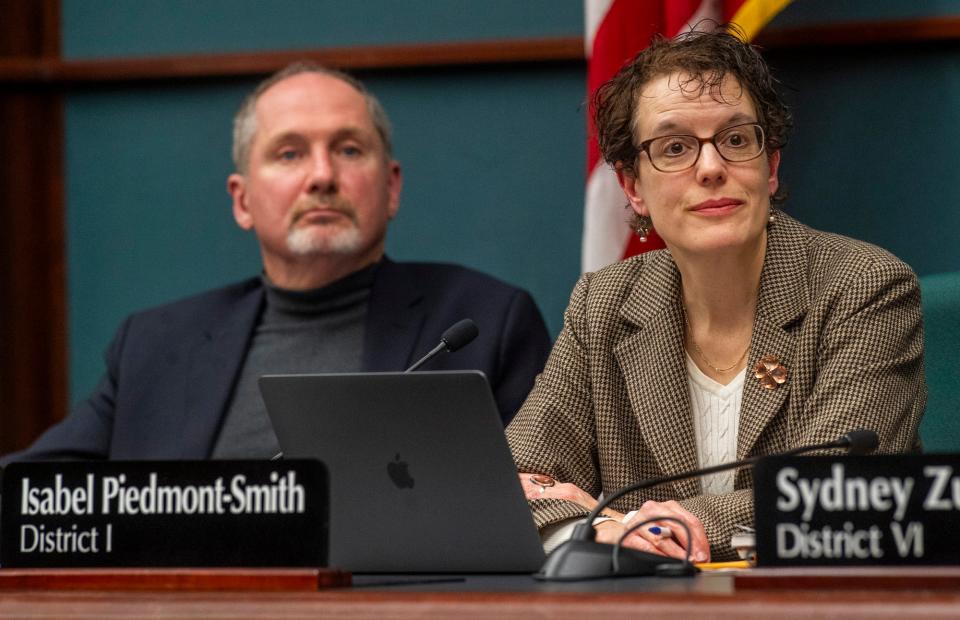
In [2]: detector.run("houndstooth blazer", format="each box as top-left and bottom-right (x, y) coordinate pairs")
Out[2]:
(506, 213), (926, 560)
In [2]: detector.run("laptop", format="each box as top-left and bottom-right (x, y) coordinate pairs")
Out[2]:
(259, 370), (545, 573)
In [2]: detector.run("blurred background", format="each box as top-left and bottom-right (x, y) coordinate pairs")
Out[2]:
(2, 0), (958, 453)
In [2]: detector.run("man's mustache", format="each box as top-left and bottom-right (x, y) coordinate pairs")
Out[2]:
(289, 198), (357, 225)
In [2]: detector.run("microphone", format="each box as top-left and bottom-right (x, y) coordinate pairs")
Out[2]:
(404, 319), (479, 372)
(840, 429), (880, 456)
(536, 429), (880, 581)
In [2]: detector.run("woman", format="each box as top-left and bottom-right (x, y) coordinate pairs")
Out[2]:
(506, 27), (925, 562)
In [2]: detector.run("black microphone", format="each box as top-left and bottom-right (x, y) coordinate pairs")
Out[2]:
(841, 429), (880, 456)
(536, 429), (880, 581)
(404, 319), (479, 372)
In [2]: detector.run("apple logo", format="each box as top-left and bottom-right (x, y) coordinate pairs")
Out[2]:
(387, 453), (415, 489)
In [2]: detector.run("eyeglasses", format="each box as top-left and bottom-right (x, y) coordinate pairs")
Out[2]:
(637, 123), (766, 172)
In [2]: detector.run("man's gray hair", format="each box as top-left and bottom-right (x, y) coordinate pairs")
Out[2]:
(231, 61), (394, 173)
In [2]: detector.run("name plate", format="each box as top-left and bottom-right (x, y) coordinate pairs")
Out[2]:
(1, 460), (328, 568)
(754, 455), (960, 567)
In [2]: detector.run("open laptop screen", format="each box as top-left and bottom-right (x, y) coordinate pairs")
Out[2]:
(259, 370), (544, 573)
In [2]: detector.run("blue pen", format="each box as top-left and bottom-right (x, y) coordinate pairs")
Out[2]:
(648, 525), (673, 538)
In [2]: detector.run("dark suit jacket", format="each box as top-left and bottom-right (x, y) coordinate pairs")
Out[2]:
(507, 214), (925, 560)
(4, 259), (551, 463)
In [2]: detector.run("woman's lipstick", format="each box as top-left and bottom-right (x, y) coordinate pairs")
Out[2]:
(690, 198), (743, 215)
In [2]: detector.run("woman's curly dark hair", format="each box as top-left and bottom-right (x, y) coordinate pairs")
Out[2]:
(592, 24), (792, 207)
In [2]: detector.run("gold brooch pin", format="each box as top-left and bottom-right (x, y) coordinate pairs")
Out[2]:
(754, 355), (788, 390)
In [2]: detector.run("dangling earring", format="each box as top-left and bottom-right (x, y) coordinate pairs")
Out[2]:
(634, 214), (652, 243)
(768, 208), (776, 224)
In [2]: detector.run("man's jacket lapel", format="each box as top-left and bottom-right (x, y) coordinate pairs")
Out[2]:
(362, 258), (427, 372)
(181, 283), (264, 458)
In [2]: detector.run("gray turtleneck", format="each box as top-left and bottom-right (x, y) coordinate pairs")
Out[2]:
(211, 263), (378, 459)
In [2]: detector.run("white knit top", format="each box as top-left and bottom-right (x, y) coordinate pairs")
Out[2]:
(539, 355), (749, 553)
(686, 354), (746, 495)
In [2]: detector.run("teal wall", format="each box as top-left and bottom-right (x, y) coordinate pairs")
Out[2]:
(765, 0), (960, 277)
(768, 0), (960, 26)
(62, 1), (960, 405)
(63, 1), (586, 402)
(766, 44), (960, 272)
(62, 0), (583, 58)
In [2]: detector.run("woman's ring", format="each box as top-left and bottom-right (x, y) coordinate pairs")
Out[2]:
(529, 473), (556, 494)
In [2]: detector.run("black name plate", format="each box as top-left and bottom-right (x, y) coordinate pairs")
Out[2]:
(1, 460), (328, 568)
(754, 455), (960, 567)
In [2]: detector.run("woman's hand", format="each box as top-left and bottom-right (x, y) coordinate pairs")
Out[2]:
(519, 473), (603, 512)
(519, 473), (710, 563)
(597, 500), (710, 563)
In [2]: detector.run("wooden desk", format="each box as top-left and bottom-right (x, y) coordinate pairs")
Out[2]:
(2, 572), (960, 619)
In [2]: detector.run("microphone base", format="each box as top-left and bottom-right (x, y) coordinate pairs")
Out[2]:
(534, 538), (697, 581)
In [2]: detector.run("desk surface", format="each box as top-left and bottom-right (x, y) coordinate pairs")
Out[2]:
(3, 572), (960, 619)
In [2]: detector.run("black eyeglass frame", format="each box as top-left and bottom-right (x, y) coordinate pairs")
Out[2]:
(636, 122), (767, 173)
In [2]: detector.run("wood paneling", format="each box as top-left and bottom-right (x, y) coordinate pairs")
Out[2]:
(2, 17), (960, 84)
(0, 578), (959, 619)
(0, 0), (67, 454)
(737, 567), (960, 591)
(0, 36), (585, 84)
(755, 16), (960, 49)
(0, 568), (352, 591)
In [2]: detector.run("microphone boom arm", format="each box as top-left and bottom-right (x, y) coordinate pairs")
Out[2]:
(404, 319), (479, 373)
(535, 430), (877, 580)
(575, 434), (854, 541)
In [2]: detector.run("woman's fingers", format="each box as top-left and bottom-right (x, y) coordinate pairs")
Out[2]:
(625, 500), (711, 562)
(516, 474), (711, 562)
(518, 473), (599, 511)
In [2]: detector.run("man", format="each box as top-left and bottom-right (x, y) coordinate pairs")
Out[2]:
(2, 63), (550, 463)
